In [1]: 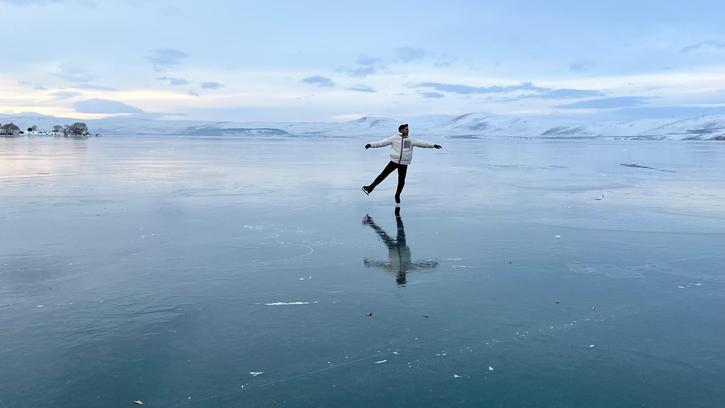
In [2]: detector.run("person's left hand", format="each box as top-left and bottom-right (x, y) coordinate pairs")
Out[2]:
(434, 144), (442, 149)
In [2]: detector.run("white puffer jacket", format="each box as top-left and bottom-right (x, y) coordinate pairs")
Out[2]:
(369, 134), (435, 165)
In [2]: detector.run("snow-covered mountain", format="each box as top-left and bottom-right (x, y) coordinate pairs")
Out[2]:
(645, 115), (725, 140)
(2, 112), (725, 140)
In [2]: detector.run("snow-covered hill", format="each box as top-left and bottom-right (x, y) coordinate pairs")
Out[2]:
(2, 112), (725, 140)
(645, 116), (725, 140)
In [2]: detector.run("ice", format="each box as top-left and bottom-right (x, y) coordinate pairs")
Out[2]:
(1, 136), (725, 407)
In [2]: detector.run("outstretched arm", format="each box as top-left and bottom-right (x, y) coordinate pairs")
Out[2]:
(366, 136), (393, 149)
(411, 138), (442, 149)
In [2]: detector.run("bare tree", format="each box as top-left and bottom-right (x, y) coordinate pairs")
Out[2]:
(65, 122), (89, 136)
(52, 125), (63, 133)
(1, 122), (20, 135)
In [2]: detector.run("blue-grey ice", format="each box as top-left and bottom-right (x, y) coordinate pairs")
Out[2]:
(1, 136), (725, 407)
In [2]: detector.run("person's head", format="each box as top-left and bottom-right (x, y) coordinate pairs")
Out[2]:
(398, 123), (409, 136)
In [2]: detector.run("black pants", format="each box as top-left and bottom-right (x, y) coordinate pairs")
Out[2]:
(368, 161), (408, 203)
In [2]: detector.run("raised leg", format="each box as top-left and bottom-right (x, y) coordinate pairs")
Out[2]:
(367, 161), (398, 192)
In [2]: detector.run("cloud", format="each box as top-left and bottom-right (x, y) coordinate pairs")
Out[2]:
(0, 0), (96, 5)
(557, 96), (651, 109)
(18, 80), (47, 90)
(201, 82), (224, 89)
(681, 41), (725, 53)
(340, 54), (387, 77)
(416, 81), (604, 99)
(569, 60), (594, 72)
(531, 88), (605, 99)
(356, 55), (384, 66)
(187, 90), (200, 97)
(72, 83), (116, 91)
(612, 105), (725, 119)
(156, 76), (189, 86)
(342, 66), (377, 76)
(48, 91), (82, 100)
(433, 53), (457, 67)
(53, 64), (95, 83)
(146, 48), (188, 71)
(417, 81), (533, 94)
(301, 75), (335, 87)
(73, 98), (144, 114)
(421, 92), (445, 98)
(0, 0), (62, 4)
(51, 64), (116, 90)
(348, 85), (375, 93)
(395, 47), (426, 63)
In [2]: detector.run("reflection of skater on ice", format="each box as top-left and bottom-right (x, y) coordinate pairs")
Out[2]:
(362, 124), (441, 204)
(362, 213), (438, 286)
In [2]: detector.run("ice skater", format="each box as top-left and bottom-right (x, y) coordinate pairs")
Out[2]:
(362, 124), (442, 204)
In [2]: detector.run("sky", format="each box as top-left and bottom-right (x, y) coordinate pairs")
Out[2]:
(1, 0), (725, 122)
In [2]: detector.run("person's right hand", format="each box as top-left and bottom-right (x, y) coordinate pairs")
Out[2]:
(365, 144), (371, 149)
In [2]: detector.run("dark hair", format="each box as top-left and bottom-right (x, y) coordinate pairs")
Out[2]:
(398, 124), (408, 132)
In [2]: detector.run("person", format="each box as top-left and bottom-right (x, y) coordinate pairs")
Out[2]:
(362, 124), (442, 204)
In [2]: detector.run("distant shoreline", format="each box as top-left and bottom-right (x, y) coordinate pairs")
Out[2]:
(1, 112), (724, 140)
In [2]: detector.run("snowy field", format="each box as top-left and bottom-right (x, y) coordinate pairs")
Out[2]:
(1, 136), (725, 407)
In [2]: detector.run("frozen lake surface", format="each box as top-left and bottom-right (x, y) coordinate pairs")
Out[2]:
(1, 136), (725, 407)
